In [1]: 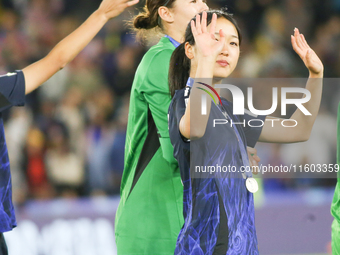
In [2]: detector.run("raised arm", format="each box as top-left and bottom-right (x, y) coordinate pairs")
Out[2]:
(180, 12), (225, 140)
(23, 0), (138, 94)
(259, 28), (324, 143)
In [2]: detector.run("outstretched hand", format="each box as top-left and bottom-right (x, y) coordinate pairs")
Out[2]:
(98, 0), (139, 20)
(291, 28), (324, 77)
(191, 12), (226, 60)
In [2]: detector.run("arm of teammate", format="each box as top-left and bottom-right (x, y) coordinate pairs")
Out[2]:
(23, 0), (138, 95)
(179, 12), (225, 140)
(258, 28), (324, 143)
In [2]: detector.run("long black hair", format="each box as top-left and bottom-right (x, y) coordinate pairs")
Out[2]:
(169, 9), (242, 98)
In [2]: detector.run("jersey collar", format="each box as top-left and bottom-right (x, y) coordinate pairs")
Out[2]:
(186, 77), (194, 88)
(164, 35), (181, 48)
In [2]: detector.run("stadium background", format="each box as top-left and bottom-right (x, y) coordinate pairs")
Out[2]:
(0, 0), (340, 254)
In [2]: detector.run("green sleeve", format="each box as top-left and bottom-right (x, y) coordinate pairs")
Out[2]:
(338, 102), (340, 179)
(331, 102), (340, 221)
(138, 49), (178, 166)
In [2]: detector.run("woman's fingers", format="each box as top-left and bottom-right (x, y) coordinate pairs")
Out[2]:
(291, 35), (302, 57)
(126, 0), (139, 7)
(201, 11), (207, 33)
(294, 28), (304, 51)
(291, 28), (307, 58)
(196, 14), (202, 34)
(253, 155), (261, 162)
(209, 13), (217, 36)
(191, 20), (198, 37)
(218, 29), (226, 47)
(295, 28), (307, 54)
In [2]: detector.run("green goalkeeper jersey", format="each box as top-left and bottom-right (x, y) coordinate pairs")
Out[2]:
(115, 37), (184, 254)
(331, 102), (340, 253)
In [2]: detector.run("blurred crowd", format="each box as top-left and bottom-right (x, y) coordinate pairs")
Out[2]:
(0, 0), (339, 204)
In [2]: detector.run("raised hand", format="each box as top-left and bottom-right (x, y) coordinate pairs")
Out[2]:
(23, 0), (139, 94)
(98, 0), (139, 20)
(191, 12), (226, 60)
(291, 28), (324, 77)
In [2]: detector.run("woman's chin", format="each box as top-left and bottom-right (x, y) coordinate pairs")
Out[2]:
(213, 71), (231, 79)
(213, 66), (232, 78)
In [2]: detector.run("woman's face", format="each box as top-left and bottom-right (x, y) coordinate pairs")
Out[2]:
(170, 0), (209, 38)
(192, 18), (241, 78)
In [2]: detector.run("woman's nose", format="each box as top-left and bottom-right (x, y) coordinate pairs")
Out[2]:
(200, 2), (209, 12)
(220, 48), (229, 56)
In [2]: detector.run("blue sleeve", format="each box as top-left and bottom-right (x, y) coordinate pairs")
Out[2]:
(0, 71), (26, 112)
(242, 110), (266, 148)
(168, 88), (190, 158)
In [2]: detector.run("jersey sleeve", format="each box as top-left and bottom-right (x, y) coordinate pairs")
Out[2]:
(241, 110), (266, 148)
(0, 71), (26, 112)
(168, 88), (190, 158)
(139, 49), (178, 165)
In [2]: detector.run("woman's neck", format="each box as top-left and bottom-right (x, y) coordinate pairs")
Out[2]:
(165, 29), (184, 43)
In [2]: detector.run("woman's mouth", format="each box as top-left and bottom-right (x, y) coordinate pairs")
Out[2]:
(216, 60), (229, 67)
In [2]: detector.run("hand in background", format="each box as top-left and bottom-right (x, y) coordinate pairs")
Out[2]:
(98, 0), (139, 21)
(291, 28), (324, 77)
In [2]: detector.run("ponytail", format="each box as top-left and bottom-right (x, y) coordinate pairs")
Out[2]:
(169, 43), (191, 98)
(129, 0), (176, 41)
(133, 6), (158, 30)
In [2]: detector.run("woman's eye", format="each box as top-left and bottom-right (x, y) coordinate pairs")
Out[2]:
(231, 42), (238, 46)
(191, 0), (197, 3)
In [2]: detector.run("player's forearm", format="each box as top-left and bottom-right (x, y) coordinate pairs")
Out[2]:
(49, 10), (108, 69)
(23, 10), (108, 94)
(290, 71), (323, 140)
(183, 59), (215, 139)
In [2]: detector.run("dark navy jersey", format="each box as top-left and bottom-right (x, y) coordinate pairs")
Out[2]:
(0, 71), (25, 232)
(168, 86), (266, 255)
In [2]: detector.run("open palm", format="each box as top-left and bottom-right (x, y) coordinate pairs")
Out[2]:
(291, 28), (324, 76)
(191, 12), (226, 60)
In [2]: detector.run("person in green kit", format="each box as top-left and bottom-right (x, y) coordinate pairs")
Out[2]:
(114, 1), (261, 254)
(331, 102), (340, 253)
(114, 1), (209, 253)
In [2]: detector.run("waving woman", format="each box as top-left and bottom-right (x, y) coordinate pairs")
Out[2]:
(168, 10), (323, 254)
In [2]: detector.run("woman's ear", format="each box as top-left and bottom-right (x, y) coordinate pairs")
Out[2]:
(185, 42), (195, 60)
(158, 7), (174, 24)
